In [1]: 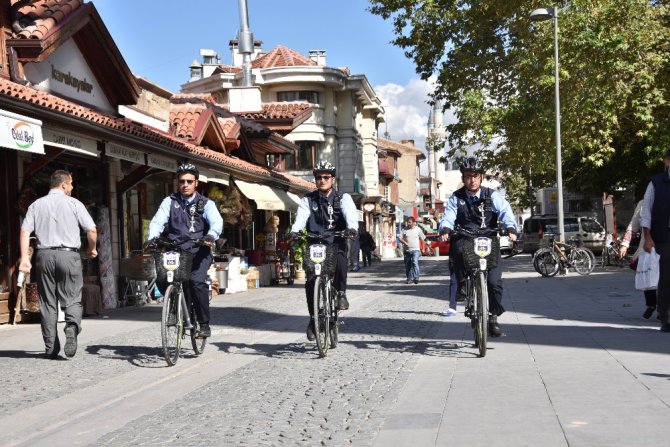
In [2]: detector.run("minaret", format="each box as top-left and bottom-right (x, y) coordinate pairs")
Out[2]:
(427, 100), (447, 202)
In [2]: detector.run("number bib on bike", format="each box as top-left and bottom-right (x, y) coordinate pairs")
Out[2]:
(310, 244), (327, 275)
(474, 237), (492, 257)
(162, 251), (180, 283)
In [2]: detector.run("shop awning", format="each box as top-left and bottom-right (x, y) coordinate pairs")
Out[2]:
(200, 168), (230, 186)
(235, 180), (298, 211)
(0, 109), (44, 154)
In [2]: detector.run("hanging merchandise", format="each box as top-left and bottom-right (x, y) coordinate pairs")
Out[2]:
(96, 206), (117, 308)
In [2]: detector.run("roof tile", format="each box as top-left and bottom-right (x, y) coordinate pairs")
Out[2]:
(11, 0), (84, 39)
(251, 45), (316, 69)
(0, 78), (314, 191)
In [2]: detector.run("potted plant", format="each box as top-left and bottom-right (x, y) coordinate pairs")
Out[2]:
(292, 230), (308, 279)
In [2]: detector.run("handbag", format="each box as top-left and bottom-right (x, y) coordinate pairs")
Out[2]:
(635, 248), (660, 291)
(629, 257), (638, 271)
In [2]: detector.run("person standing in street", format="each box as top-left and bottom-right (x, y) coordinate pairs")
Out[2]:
(349, 231), (361, 272)
(19, 170), (98, 359)
(359, 228), (376, 267)
(399, 217), (426, 284)
(620, 200), (657, 319)
(640, 148), (670, 332)
(147, 163), (223, 338)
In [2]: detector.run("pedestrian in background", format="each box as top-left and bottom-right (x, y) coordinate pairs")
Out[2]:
(399, 217), (425, 284)
(441, 260), (459, 317)
(359, 228), (375, 267)
(620, 200), (657, 319)
(19, 170), (98, 359)
(349, 230), (361, 272)
(641, 148), (670, 332)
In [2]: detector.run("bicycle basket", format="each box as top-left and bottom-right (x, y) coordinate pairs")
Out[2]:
(304, 244), (337, 276)
(154, 251), (193, 284)
(119, 255), (157, 281)
(461, 237), (500, 271)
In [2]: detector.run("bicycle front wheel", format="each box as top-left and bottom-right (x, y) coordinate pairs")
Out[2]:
(571, 248), (594, 275)
(329, 284), (339, 349)
(161, 285), (183, 366)
(534, 248), (559, 277)
(313, 276), (329, 357)
(474, 272), (488, 357)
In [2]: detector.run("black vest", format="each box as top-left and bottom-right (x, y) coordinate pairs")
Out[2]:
(167, 192), (210, 251)
(453, 186), (499, 233)
(650, 172), (670, 244)
(306, 189), (346, 247)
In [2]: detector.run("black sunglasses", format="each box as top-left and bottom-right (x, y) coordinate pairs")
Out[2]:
(315, 175), (332, 181)
(179, 179), (195, 185)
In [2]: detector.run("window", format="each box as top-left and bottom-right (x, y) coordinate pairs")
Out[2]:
(277, 91), (320, 104)
(284, 141), (321, 170)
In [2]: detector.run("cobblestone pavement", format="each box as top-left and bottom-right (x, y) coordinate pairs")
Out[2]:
(3, 255), (669, 446)
(93, 259), (450, 446)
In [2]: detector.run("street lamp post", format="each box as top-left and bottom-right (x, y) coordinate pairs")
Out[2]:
(530, 6), (564, 243)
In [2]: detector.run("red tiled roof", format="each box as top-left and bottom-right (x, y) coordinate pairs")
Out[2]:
(11, 0), (84, 40)
(252, 45), (316, 68)
(211, 65), (242, 75)
(0, 78), (314, 191)
(239, 102), (313, 120)
(169, 104), (203, 140)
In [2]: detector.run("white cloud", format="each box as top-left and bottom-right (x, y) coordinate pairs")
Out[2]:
(375, 77), (433, 151)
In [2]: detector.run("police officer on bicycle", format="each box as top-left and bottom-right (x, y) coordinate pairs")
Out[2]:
(439, 157), (518, 336)
(147, 163), (223, 338)
(289, 161), (358, 341)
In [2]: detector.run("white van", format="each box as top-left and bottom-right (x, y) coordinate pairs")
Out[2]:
(522, 215), (606, 254)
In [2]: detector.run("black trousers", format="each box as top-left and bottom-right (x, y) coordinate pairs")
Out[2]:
(451, 239), (505, 316)
(305, 248), (347, 317)
(656, 240), (670, 324)
(186, 247), (213, 325)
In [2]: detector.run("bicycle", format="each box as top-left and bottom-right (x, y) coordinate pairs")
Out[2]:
(451, 226), (501, 357)
(601, 234), (629, 268)
(303, 231), (347, 358)
(533, 236), (595, 277)
(146, 237), (210, 366)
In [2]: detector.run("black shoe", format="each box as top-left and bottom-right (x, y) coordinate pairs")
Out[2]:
(306, 320), (316, 341)
(661, 323), (670, 333)
(64, 324), (78, 358)
(414, 279), (419, 284)
(44, 339), (61, 359)
(643, 307), (655, 319)
(406, 279), (412, 284)
(337, 292), (349, 310)
(488, 316), (504, 338)
(198, 323), (211, 337)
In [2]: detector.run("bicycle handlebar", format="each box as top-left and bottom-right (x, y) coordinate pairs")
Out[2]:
(144, 236), (210, 252)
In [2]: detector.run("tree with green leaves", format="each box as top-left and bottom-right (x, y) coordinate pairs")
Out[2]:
(369, 0), (670, 205)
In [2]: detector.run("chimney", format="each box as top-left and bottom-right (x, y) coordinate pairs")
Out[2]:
(401, 139), (415, 146)
(308, 50), (326, 66)
(189, 60), (202, 82)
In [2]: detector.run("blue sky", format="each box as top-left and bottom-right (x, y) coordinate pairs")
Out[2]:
(94, 0), (439, 150)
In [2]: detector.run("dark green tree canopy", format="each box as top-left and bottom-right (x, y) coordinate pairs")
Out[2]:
(369, 0), (670, 204)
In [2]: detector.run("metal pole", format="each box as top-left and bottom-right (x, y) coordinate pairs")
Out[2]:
(553, 7), (565, 243)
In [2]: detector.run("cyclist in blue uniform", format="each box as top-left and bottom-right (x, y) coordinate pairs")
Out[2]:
(290, 161), (358, 341)
(147, 163), (223, 338)
(439, 157), (518, 337)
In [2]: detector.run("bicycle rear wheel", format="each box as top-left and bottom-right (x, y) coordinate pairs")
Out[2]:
(313, 276), (329, 357)
(190, 308), (207, 355)
(161, 285), (182, 366)
(474, 272), (488, 357)
(571, 248), (594, 275)
(534, 248), (559, 277)
(329, 284), (339, 349)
